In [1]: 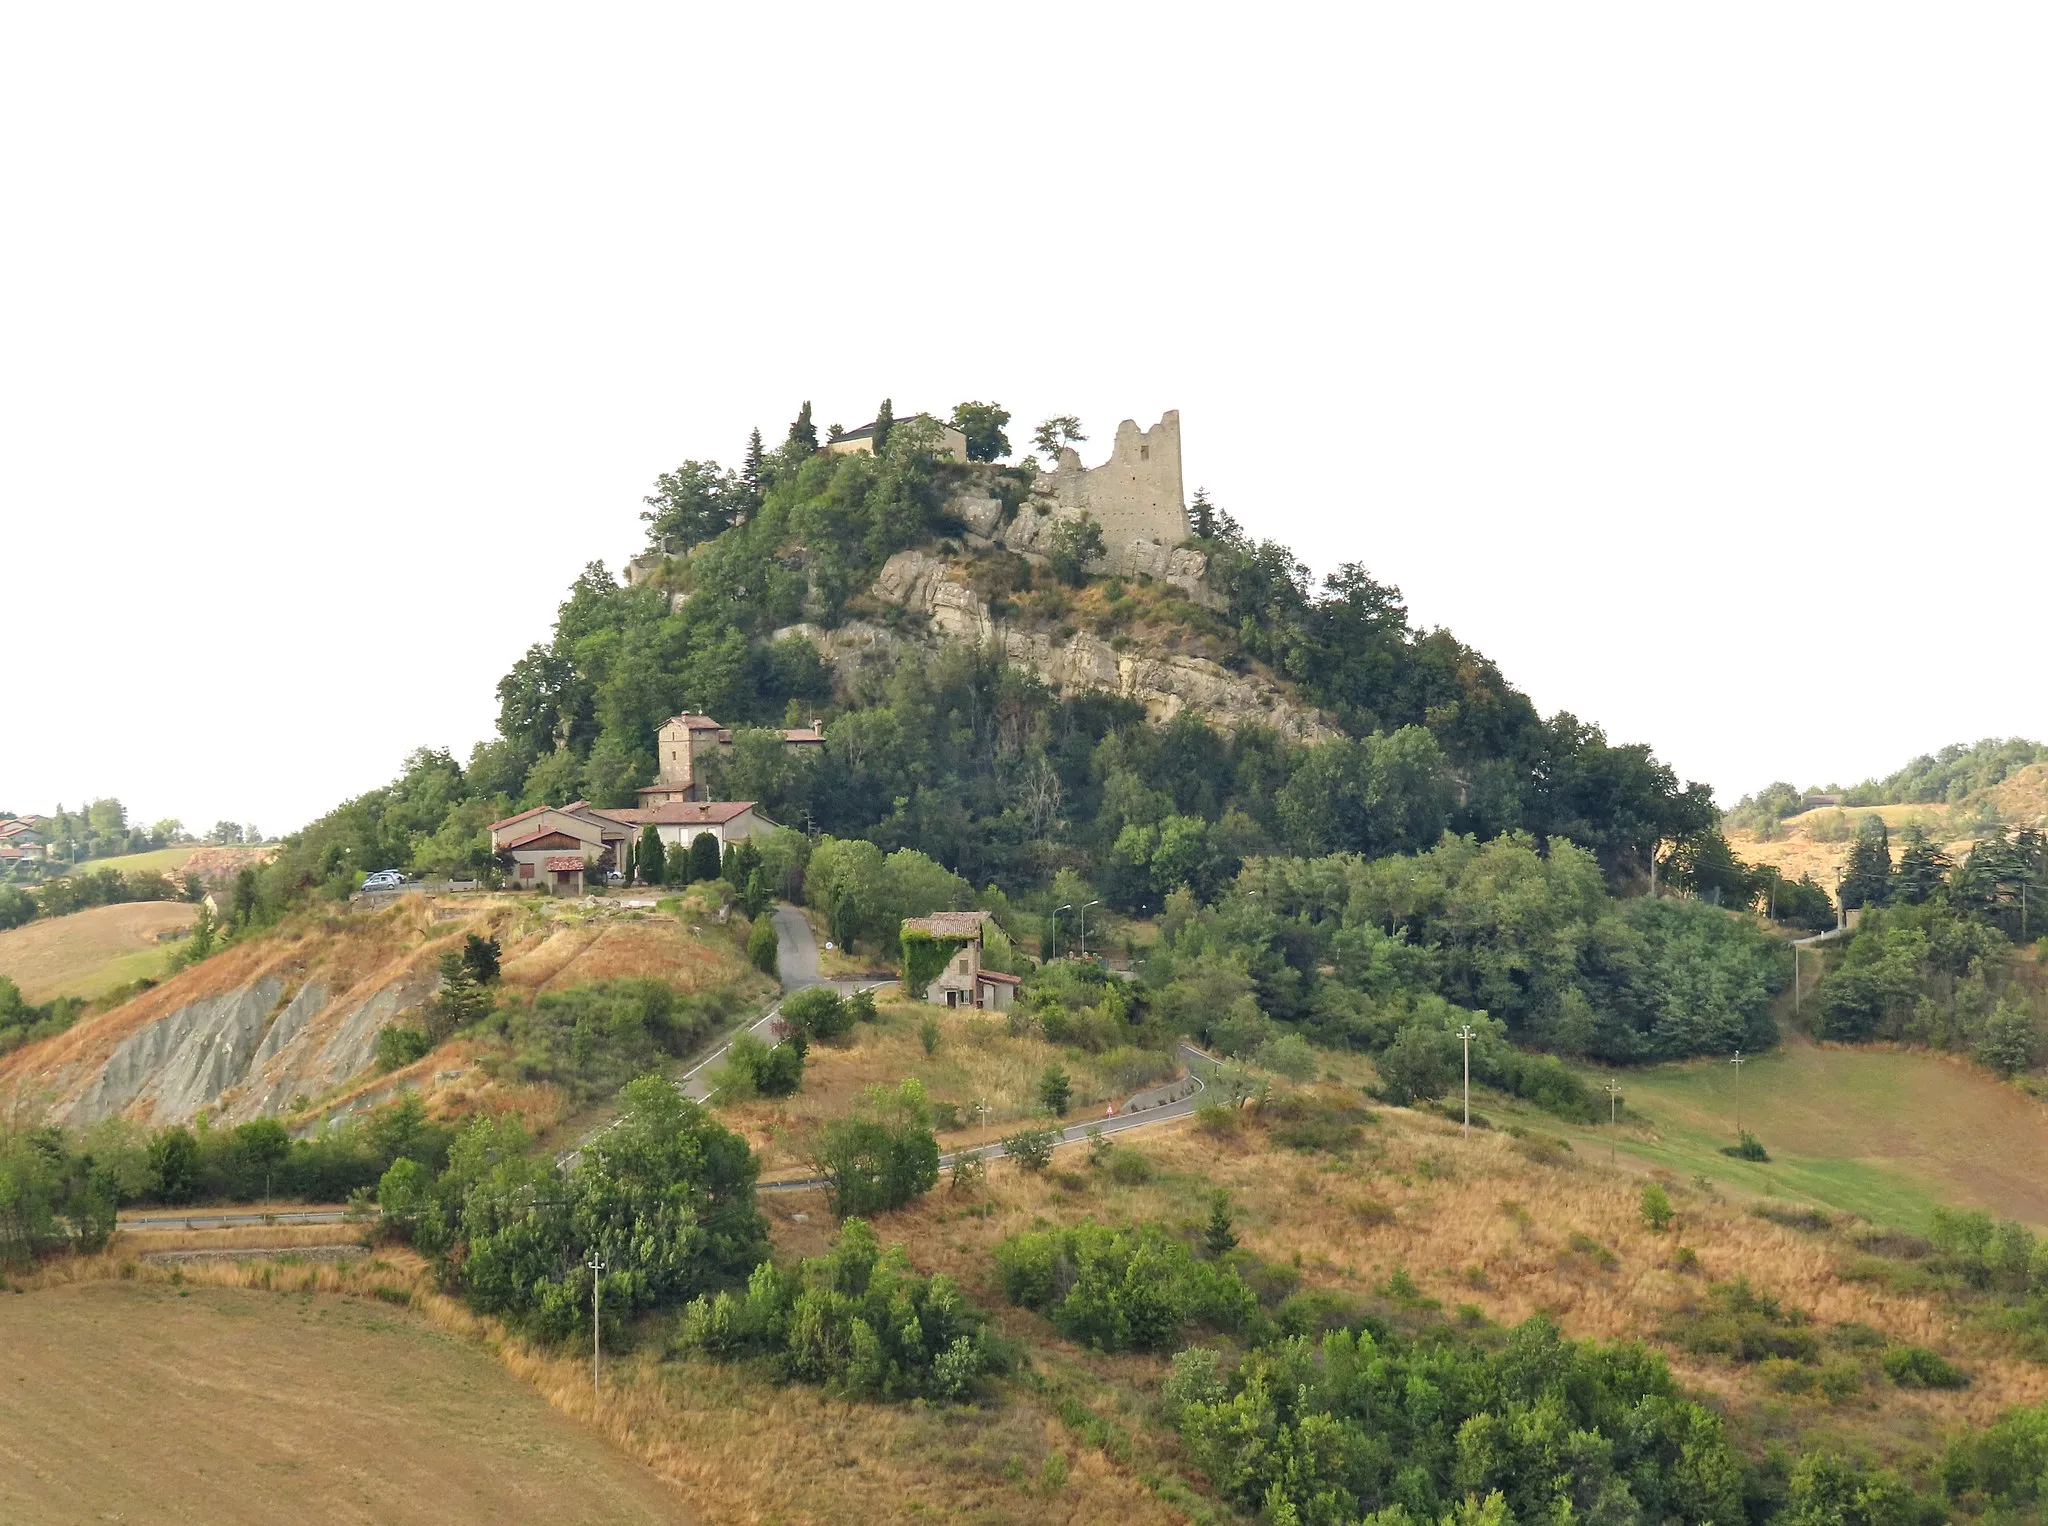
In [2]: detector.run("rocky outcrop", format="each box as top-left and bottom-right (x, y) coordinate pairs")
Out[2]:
(781, 551), (1339, 744)
(1002, 502), (1218, 605)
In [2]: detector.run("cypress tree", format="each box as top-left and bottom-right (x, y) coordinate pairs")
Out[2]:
(664, 838), (690, 888)
(787, 401), (818, 453)
(639, 824), (665, 885)
(871, 398), (894, 453)
(1190, 487), (1217, 539)
(690, 830), (722, 884)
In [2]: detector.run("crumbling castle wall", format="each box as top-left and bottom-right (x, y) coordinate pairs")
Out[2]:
(1030, 411), (1189, 547)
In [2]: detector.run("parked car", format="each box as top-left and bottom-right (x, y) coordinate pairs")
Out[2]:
(360, 869), (406, 891)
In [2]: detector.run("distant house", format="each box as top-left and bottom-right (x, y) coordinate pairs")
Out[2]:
(825, 414), (968, 463)
(901, 911), (1021, 1011)
(0, 822), (46, 858)
(488, 797), (778, 894)
(638, 712), (826, 806)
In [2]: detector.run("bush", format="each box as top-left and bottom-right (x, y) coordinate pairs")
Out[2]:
(999, 1124), (1059, 1172)
(1882, 1343), (1968, 1389)
(1039, 1063), (1072, 1117)
(1720, 1131), (1770, 1161)
(1641, 1182), (1675, 1233)
(374, 1025), (432, 1073)
(781, 986), (852, 1042)
(811, 1080), (940, 1218)
(747, 917), (778, 978)
(716, 1031), (804, 1098)
(1105, 1148), (1156, 1186)
(679, 1219), (1002, 1401)
(994, 1221), (1258, 1351)
(493, 978), (733, 1106)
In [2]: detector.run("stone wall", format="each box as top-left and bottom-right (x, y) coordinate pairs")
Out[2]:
(1031, 411), (1190, 547)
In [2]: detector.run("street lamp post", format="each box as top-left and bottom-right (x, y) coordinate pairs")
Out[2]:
(1079, 900), (1100, 959)
(1052, 904), (1072, 961)
(587, 1253), (607, 1399)
(1456, 1025), (1476, 1137)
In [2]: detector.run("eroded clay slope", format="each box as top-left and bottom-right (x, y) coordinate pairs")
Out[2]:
(0, 900), (503, 1128)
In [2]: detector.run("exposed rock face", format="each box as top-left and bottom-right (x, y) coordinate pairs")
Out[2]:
(64, 977), (287, 1128)
(5, 921), (464, 1131)
(780, 551), (1338, 744)
(1002, 503), (1218, 605)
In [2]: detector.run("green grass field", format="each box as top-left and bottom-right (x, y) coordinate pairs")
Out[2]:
(60, 845), (198, 877)
(1555, 1038), (2048, 1233)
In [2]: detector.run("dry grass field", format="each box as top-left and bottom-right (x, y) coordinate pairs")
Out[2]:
(0, 1279), (687, 1524)
(0, 899), (196, 1002)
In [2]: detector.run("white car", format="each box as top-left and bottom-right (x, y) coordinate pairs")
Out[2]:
(360, 870), (406, 891)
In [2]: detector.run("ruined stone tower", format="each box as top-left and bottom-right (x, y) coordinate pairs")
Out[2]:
(1030, 411), (1188, 546)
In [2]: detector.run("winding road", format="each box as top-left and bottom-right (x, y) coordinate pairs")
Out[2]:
(115, 906), (1222, 1229)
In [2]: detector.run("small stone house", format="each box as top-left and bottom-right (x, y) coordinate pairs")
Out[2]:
(901, 911), (1021, 1010)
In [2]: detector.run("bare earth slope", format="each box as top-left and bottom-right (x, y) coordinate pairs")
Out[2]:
(0, 900), (197, 1003)
(0, 1282), (685, 1525)
(0, 900), (496, 1128)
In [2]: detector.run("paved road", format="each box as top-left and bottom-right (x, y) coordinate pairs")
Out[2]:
(123, 914), (1228, 1225)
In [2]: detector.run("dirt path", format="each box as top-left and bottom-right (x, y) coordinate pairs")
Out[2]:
(0, 1281), (688, 1524)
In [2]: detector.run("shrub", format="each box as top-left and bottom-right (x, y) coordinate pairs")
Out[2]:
(374, 1024), (432, 1073)
(999, 1124), (1059, 1172)
(1662, 1278), (1819, 1364)
(1641, 1182), (1675, 1233)
(747, 917), (778, 978)
(782, 986), (852, 1042)
(993, 1221), (1258, 1351)
(1040, 1063), (1072, 1117)
(1882, 1343), (1969, 1389)
(716, 1031), (804, 1099)
(678, 1219), (1001, 1401)
(811, 1081), (940, 1217)
(1105, 1148), (1156, 1186)
(1720, 1131), (1770, 1161)
(918, 1016), (940, 1056)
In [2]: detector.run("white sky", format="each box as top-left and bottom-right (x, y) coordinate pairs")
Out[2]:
(4, 5), (2043, 835)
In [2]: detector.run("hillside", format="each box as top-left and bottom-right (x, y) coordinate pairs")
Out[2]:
(0, 899), (197, 1004)
(0, 889), (764, 1135)
(1727, 760), (2048, 890)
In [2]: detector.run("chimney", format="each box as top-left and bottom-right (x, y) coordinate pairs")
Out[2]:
(811, 717), (822, 732)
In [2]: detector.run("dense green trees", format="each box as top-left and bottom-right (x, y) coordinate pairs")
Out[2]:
(382, 1076), (766, 1340)
(679, 1218), (1001, 1400)
(0, 1124), (116, 1266)
(995, 1221), (1259, 1352)
(1201, 834), (1787, 1065)
(1165, 1316), (1747, 1525)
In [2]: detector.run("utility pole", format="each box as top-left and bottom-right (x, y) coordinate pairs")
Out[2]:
(1730, 1051), (1746, 1137)
(587, 1253), (607, 1399)
(1605, 1080), (1622, 1165)
(1457, 1025), (1476, 1137)
(1793, 943), (1801, 1017)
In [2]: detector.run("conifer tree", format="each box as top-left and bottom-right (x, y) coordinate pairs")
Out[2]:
(690, 829), (723, 884)
(1838, 817), (1893, 910)
(787, 401), (818, 454)
(639, 824), (665, 885)
(1190, 487), (1217, 539)
(1891, 823), (1953, 905)
(741, 428), (765, 493)
(871, 398), (894, 453)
